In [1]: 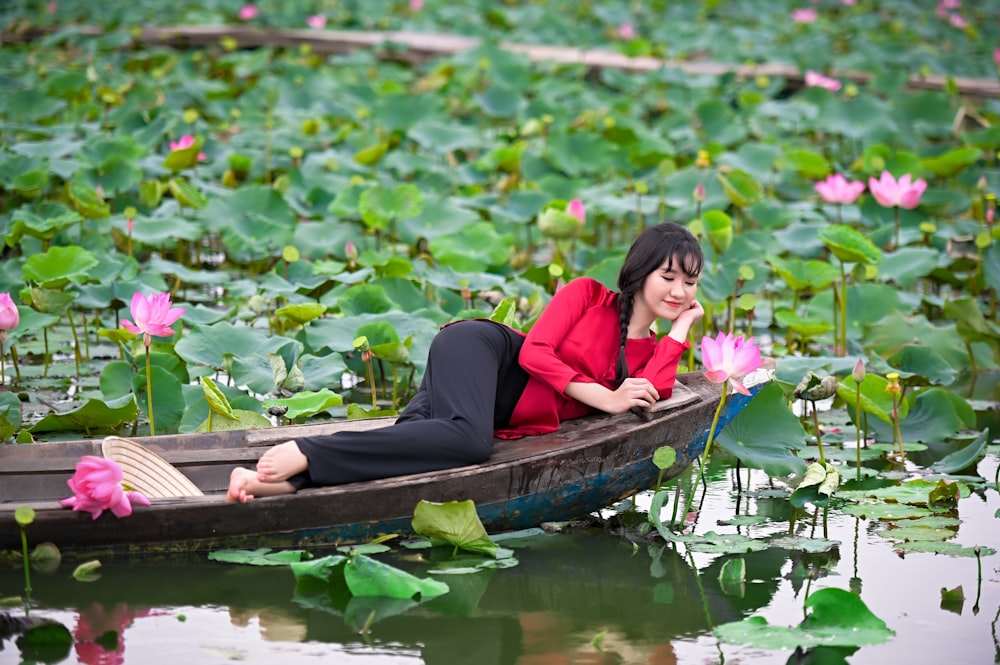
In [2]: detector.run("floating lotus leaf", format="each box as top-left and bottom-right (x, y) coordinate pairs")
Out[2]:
(716, 588), (894, 648)
(412, 499), (499, 558)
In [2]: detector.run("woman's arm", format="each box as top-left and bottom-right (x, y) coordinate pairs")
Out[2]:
(518, 278), (605, 393)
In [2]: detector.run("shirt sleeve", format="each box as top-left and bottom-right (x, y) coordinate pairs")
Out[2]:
(632, 335), (689, 396)
(518, 278), (604, 394)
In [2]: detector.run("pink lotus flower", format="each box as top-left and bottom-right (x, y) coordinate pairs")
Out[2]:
(0, 292), (18, 332)
(841, 0), (856, 5)
(701, 332), (764, 396)
(949, 13), (967, 28)
(815, 173), (865, 204)
(618, 23), (636, 40)
(868, 171), (927, 209)
(60, 456), (150, 520)
(994, 48), (1000, 66)
(237, 4), (258, 20)
(169, 134), (206, 162)
(567, 199), (585, 224)
(792, 8), (818, 23)
(121, 291), (185, 345)
(804, 70), (842, 92)
(410, 0), (424, 9)
(307, 14), (327, 29)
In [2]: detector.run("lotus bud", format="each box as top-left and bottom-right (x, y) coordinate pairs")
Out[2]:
(693, 182), (706, 202)
(567, 199), (586, 224)
(345, 241), (359, 264)
(852, 359), (865, 383)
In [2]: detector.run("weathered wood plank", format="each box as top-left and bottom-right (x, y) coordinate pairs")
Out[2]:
(3, 25), (998, 100)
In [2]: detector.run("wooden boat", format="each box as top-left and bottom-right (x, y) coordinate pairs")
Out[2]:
(0, 369), (770, 556)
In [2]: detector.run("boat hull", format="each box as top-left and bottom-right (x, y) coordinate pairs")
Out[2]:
(0, 372), (764, 555)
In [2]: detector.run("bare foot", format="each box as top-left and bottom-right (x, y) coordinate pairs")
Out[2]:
(227, 467), (257, 503)
(256, 440), (308, 483)
(226, 466), (297, 502)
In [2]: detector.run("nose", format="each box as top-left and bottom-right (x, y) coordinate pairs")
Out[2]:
(670, 280), (686, 297)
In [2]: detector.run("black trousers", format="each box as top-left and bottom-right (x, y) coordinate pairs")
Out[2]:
(290, 320), (530, 487)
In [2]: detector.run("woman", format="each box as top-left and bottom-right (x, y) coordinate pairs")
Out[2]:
(227, 222), (704, 501)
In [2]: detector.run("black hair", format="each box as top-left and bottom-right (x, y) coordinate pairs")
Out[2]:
(614, 222), (704, 386)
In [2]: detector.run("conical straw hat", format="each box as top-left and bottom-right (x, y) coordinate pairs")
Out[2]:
(102, 436), (204, 498)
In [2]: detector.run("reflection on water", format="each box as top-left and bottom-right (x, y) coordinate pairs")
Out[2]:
(1, 454), (999, 664)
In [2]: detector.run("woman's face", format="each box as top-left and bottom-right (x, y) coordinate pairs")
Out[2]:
(636, 255), (700, 322)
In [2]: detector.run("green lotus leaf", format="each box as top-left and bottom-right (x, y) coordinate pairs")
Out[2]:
(132, 365), (185, 433)
(167, 177), (208, 209)
(773, 310), (834, 338)
(263, 388), (344, 420)
(359, 183), (424, 231)
(920, 147), (982, 179)
(837, 374), (898, 426)
(344, 552), (450, 600)
(412, 499), (498, 557)
(702, 209), (733, 255)
(354, 141), (389, 166)
(29, 393), (137, 434)
(767, 256), (840, 291)
(781, 148), (830, 180)
(67, 180), (110, 219)
(22, 245), (99, 288)
(276, 302), (327, 327)
(717, 169), (763, 209)
(715, 382), (808, 477)
(817, 225), (882, 265)
(716, 588), (894, 648)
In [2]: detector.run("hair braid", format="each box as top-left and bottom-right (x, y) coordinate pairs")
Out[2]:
(614, 293), (633, 387)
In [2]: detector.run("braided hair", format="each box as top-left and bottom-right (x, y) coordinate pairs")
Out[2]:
(613, 222), (704, 387)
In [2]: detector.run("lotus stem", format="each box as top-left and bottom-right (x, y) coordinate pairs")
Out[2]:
(855, 383), (862, 481)
(19, 525), (31, 615)
(145, 341), (155, 436)
(43, 328), (50, 378)
(66, 310), (82, 381)
(893, 205), (900, 251)
(681, 384), (728, 527)
(974, 546), (983, 614)
(811, 400), (826, 465)
(8, 343), (20, 384)
(839, 259), (848, 356)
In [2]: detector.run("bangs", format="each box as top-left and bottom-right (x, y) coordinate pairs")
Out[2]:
(666, 246), (703, 278)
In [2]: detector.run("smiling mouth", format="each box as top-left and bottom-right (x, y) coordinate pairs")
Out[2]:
(664, 301), (683, 307)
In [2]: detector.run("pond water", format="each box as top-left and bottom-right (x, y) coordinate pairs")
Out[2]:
(2, 452), (998, 665)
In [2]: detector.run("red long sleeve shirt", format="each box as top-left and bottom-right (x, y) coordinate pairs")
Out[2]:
(495, 277), (688, 439)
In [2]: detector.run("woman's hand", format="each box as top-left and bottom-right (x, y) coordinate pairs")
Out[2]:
(563, 377), (660, 415)
(668, 299), (705, 343)
(607, 377), (660, 414)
